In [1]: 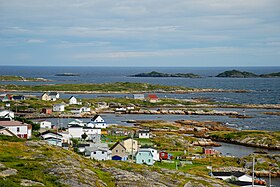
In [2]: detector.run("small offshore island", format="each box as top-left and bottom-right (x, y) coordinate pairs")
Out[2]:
(130, 71), (201, 78)
(216, 70), (280, 78)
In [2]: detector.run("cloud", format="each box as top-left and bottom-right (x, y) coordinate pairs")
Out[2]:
(26, 39), (45, 43)
(0, 0), (279, 66)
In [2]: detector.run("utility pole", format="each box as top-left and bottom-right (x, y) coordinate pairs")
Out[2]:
(131, 133), (134, 161)
(252, 154), (255, 187)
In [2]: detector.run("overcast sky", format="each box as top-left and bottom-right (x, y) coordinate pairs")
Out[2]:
(0, 0), (279, 67)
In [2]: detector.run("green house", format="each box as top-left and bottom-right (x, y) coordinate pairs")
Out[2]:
(135, 149), (154, 165)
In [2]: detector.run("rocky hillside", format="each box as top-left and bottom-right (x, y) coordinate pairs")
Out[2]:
(0, 137), (232, 187)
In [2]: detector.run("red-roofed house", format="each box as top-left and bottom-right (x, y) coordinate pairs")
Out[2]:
(147, 94), (159, 103)
(0, 121), (32, 139)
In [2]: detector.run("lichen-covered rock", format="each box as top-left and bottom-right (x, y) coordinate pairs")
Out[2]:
(20, 179), (44, 186)
(0, 168), (17, 177)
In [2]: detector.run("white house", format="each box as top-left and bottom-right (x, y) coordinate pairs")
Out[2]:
(68, 125), (84, 139)
(0, 120), (32, 139)
(69, 96), (77, 105)
(0, 126), (17, 137)
(85, 143), (112, 161)
(90, 115), (107, 128)
(71, 107), (91, 114)
(68, 124), (101, 141)
(53, 104), (65, 112)
(139, 148), (159, 161)
(0, 110), (14, 120)
(37, 120), (52, 129)
(49, 92), (60, 100)
(138, 129), (150, 139)
(212, 171), (253, 182)
(133, 94), (145, 100)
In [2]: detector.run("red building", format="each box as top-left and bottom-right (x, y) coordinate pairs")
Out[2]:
(41, 108), (52, 115)
(203, 148), (219, 155)
(159, 151), (169, 160)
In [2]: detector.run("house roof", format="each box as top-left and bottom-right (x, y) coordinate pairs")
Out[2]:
(231, 171), (246, 178)
(138, 129), (150, 133)
(41, 131), (63, 137)
(212, 171), (246, 178)
(110, 141), (126, 151)
(49, 92), (58, 96)
(83, 126), (101, 129)
(12, 95), (25, 99)
(91, 115), (101, 121)
(0, 126), (17, 136)
(212, 172), (232, 177)
(147, 94), (158, 99)
(69, 96), (76, 99)
(68, 124), (83, 128)
(53, 104), (64, 107)
(45, 137), (62, 141)
(229, 181), (265, 186)
(0, 120), (29, 127)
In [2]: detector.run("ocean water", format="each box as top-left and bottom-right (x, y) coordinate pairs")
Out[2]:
(0, 66), (280, 104)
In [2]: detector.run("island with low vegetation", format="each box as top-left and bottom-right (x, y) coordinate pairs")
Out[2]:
(216, 70), (259, 78)
(0, 82), (248, 93)
(131, 71), (201, 78)
(216, 70), (280, 78)
(0, 75), (50, 82)
(259, 72), (280, 78)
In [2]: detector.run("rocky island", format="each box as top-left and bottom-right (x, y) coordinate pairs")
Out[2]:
(216, 70), (259, 78)
(130, 71), (201, 78)
(216, 70), (280, 78)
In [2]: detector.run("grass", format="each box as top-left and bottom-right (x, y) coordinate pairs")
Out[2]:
(0, 82), (192, 92)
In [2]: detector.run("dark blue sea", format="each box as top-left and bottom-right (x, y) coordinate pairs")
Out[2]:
(0, 66), (280, 104)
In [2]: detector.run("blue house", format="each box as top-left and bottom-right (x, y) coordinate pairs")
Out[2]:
(135, 149), (154, 165)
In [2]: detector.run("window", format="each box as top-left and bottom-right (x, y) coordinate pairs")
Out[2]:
(17, 127), (20, 132)
(94, 152), (96, 154)
(102, 151), (105, 154)
(148, 159), (151, 162)
(116, 150), (118, 152)
(142, 160), (144, 163)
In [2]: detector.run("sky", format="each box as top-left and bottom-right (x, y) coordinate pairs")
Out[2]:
(0, 0), (280, 67)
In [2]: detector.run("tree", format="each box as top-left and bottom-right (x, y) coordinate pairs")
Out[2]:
(81, 133), (87, 141)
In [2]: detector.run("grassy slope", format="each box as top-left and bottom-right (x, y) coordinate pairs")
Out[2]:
(0, 136), (233, 187)
(0, 82), (192, 92)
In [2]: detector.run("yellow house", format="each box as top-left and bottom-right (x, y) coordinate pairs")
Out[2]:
(122, 137), (139, 155)
(41, 92), (51, 101)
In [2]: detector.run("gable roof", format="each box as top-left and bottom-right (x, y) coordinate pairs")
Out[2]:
(41, 131), (63, 137)
(138, 129), (150, 133)
(212, 172), (232, 177)
(69, 96), (76, 100)
(110, 141), (126, 151)
(91, 115), (101, 121)
(49, 92), (58, 96)
(0, 120), (29, 127)
(147, 94), (158, 99)
(0, 126), (17, 136)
